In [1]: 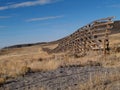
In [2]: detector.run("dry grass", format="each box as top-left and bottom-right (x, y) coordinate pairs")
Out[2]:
(0, 44), (119, 80)
(79, 71), (120, 90)
(0, 78), (6, 85)
(0, 44), (62, 85)
(0, 59), (32, 77)
(99, 53), (120, 68)
(0, 45), (52, 71)
(60, 51), (103, 67)
(28, 60), (61, 72)
(42, 43), (58, 49)
(109, 33), (120, 47)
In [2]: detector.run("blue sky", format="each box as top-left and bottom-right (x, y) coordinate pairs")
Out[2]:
(0, 0), (120, 48)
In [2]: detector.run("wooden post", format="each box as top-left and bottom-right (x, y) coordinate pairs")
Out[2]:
(104, 24), (110, 55)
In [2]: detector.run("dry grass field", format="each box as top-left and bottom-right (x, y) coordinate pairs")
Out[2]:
(79, 71), (120, 90)
(0, 33), (120, 89)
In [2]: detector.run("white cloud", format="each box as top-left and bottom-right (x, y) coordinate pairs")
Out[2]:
(0, 0), (60, 10)
(26, 15), (64, 22)
(0, 16), (11, 19)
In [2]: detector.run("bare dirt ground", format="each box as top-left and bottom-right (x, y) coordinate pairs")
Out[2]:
(0, 66), (120, 90)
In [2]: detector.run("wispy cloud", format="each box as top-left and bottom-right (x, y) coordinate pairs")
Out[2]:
(0, 26), (7, 28)
(108, 4), (120, 8)
(0, 0), (60, 10)
(26, 15), (64, 22)
(0, 16), (11, 19)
